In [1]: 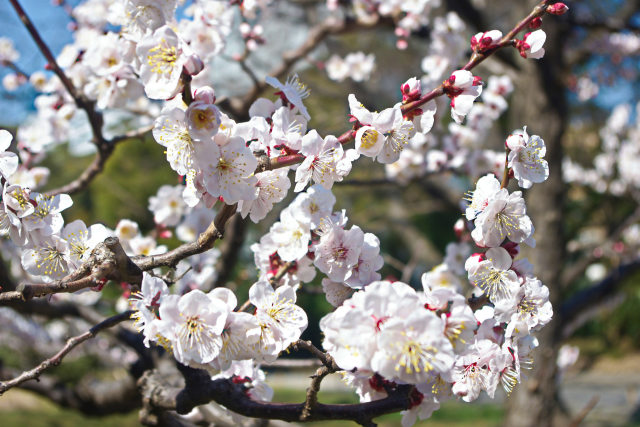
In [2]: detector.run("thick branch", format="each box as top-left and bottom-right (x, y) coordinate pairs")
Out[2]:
(140, 365), (412, 425)
(0, 237), (141, 302)
(0, 310), (133, 394)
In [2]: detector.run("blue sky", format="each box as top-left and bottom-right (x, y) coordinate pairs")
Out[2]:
(1, 0), (76, 126)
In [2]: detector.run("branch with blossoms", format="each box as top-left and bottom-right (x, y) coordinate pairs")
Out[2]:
(0, 0), (570, 425)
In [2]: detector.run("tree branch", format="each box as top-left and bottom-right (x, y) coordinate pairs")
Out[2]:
(562, 204), (640, 287)
(139, 364), (413, 425)
(9, 0), (105, 145)
(133, 203), (238, 271)
(0, 310), (133, 394)
(0, 237), (141, 302)
(560, 258), (640, 326)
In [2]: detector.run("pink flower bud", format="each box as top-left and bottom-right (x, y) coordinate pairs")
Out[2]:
(453, 218), (465, 237)
(183, 54), (204, 76)
(547, 3), (569, 15)
(529, 17), (543, 29)
(194, 86), (216, 104)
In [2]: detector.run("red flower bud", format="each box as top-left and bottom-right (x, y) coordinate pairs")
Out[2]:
(529, 17), (543, 29)
(547, 3), (569, 15)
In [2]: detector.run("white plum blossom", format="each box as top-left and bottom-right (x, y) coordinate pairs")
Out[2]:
(288, 184), (336, 228)
(446, 70), (483, 124)
(321, 281), (422, 372)
(451, 339), (502, 401)
(21, 235), (70, 282)
(176, 207), (216, 242)
(326, 52), (375, 82)
(22, 193), (73, 242)
(465, 173), (501, 221)
(467, 247), (520, 303)
(186, 100), (222, 142)
(129, 235), (167, 257)
(470, 30), (502, 52)
(506, 127), (549, 188)
(0, 130), (19, 181)
(249, 281), (308, 361)
(371, 308), (455, 384)
(350, 95), (415, 163)
(153, 107), (197, 176)
(345, 232), (384, 288)
(129, 272), (170, 345)
(471, 188), (534, 247)
(265, 74), (311, 120)
(443, 242), (472, 275)
(322, 278), (355, 307)
(237, 169), (291, 223)
(157, 289), (230, 365)
(136, 25), (189, 99)
(314, 224), (364, 283)
(0, 37), (19, 63)
(148, 184), (186, 227)
(122, 0), (178, 41)
(61, 220), (113, 268)
(3, 184), (35, 246)
(270, 106), (307, 151)
(269, 208), (311, 262)
(294, 130), (344, 192)
(498, 277), (553, 337)
(197, 136), (258, 204)
(518, 30), (546, 59)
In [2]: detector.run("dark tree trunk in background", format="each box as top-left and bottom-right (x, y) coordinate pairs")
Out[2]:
(502, 7), (570, 427)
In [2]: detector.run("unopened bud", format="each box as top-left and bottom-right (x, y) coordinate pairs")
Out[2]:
(529, 17), (543, 29)
(194, 86), (216, 104)
(183, 54), (204, 76)
(453, 218), (466, 237)
(547, 3), (569, 15)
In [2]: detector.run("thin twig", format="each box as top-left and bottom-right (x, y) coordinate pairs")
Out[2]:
(569, 395), (599, 427)
(0, 310), (133, 395)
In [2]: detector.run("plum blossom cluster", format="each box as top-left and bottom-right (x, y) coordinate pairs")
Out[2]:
(152, 72), (363, 212)
(325, 52), (375, 82)
(0, 130), (115, 284)
(328, 0), (442, 45)
(386, 75), (514, 184)
(129, 271), (307, 369)
(320, 133), (552, 426)
(564, 103), (640, 196)
(251, 184), (383, 303)
(349, 79), (436, 166)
